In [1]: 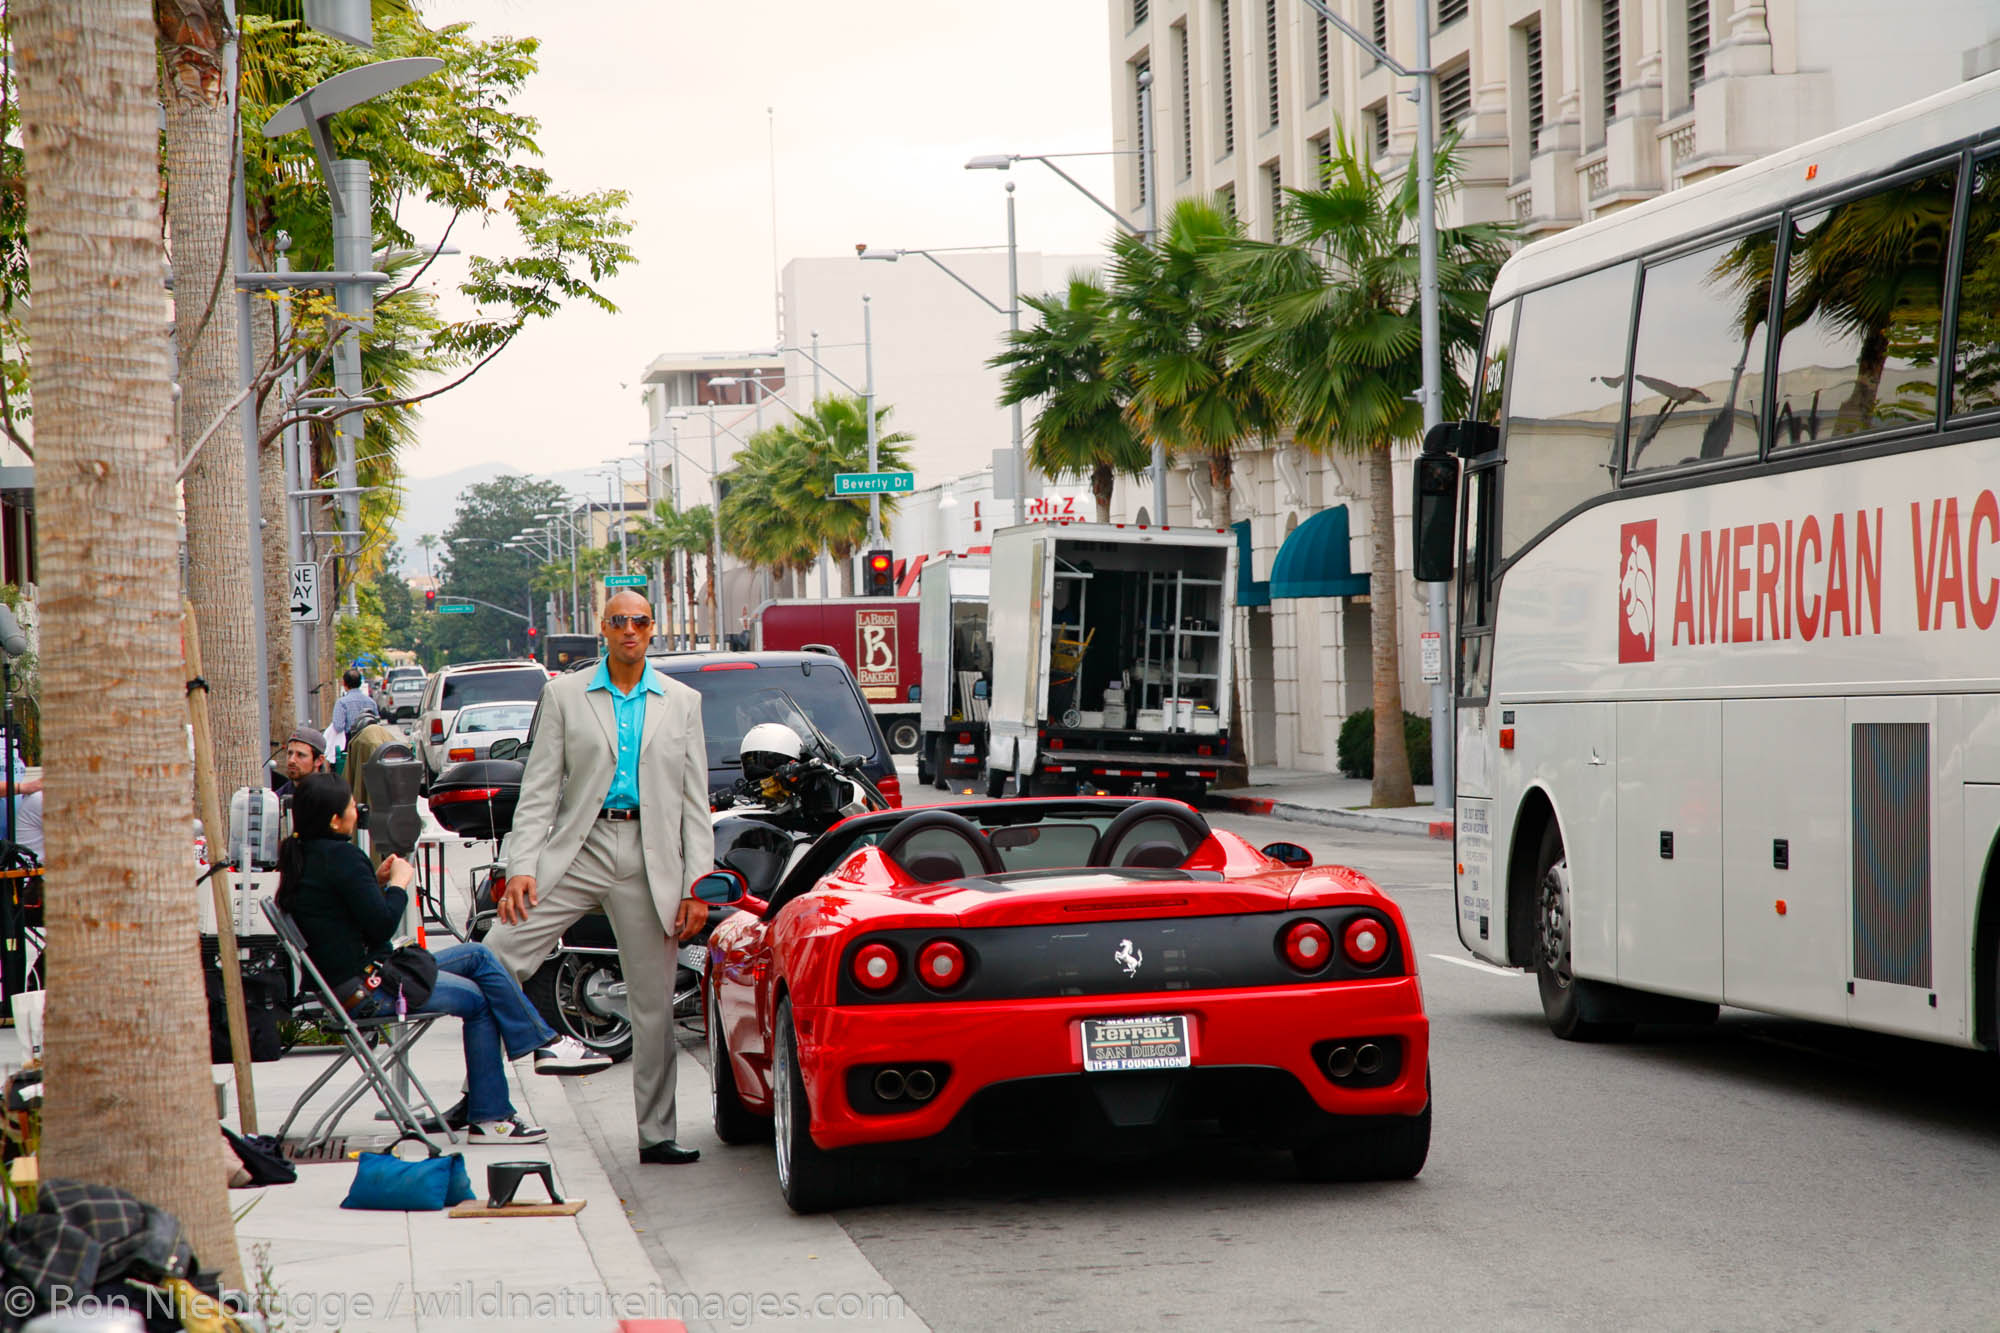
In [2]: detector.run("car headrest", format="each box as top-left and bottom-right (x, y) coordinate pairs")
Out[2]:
(1120, 840), (1188, 870)
(901, 852), (968, 884)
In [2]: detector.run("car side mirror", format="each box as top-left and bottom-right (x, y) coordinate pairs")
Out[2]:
(691, 868), (747, 906)
(1411, 453), (1459, 584)
(1260, 841), (1313, 867)
(487, 737), (521, 762)
(972, 679), (990, 700)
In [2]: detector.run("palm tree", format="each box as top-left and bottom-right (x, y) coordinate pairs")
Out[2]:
(665, 503), (716, 644)
(1226, 128), (1512, 807)
(18, 0), (243, 1283)
(1103, 197), (1279, 528)
(991, 276), (1151, 522)
(719, 431), (821, 591)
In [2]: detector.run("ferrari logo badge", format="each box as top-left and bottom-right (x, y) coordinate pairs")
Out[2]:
(1114, 939), (1143, 977)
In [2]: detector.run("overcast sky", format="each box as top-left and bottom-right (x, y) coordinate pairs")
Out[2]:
(401, 0), (1117, 480)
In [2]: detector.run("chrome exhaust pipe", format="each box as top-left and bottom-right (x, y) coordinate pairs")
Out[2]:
(1354, 1043), (1384, 1076)
(1324, 1045), (1356, 1079)
(872, 1068), (906, 1102)
(904, 1068), (937, 1102)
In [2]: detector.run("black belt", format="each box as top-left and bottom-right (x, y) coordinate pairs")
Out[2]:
(598, 807), (639, 822)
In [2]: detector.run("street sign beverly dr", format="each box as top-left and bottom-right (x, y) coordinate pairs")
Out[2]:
(436, 602), (475, 614)
(603, 573), (648, 588)
(832, 470), (915, 497)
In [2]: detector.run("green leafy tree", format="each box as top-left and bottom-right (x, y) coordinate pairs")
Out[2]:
(1104, 197), (1279, 528)
(431, 476), (566, 661)
(991, 276), (1151, 522)
(1226, 129), (1511, 806)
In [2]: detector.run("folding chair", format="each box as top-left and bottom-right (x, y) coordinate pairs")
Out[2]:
(260, 898), (458, 1156)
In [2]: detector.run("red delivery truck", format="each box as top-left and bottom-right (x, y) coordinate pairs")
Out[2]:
(749, 598), (922, 754)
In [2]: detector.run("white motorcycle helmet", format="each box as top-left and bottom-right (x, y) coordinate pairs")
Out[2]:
(739, 722), (804, 784)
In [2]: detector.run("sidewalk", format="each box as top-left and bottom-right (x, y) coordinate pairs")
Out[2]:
(1203, 767), (1454, 840)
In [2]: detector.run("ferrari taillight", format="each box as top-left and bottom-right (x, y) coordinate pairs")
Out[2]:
(853, 942), (900, 991)
(1343, 917), (1390, 967)
(916, 939), (966, 991)
(1281, 920), (1332, 972)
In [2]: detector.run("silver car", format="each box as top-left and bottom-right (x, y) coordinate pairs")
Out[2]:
(438, 700), (537, 767)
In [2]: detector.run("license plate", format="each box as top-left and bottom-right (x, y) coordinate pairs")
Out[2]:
(952, 744), (975, 756)
(1081, 1014), (1191, 1072)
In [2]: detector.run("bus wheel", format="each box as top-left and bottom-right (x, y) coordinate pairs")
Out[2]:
(984, 766), (1008, 799)
(1533, 821), (1632, 1042)
(886, 718), (921, 754)
(915, 736), (933, 786)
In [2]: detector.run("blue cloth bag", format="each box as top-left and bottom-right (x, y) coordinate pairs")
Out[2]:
(340, 1150), (475, 1211)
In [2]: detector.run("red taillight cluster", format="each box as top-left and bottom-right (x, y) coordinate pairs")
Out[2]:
(916, 940), (966, 990)
(429, 717), (444, 739)
(447, 747), (476, 763)
(853, 943), (899, 991)
(1282, 920), (1332, 972)
(1343, 917), (1390, 967)
(877, 774), (903, 809)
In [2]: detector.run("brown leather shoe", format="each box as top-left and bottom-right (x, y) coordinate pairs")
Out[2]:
(639, 1140), (700, 1165)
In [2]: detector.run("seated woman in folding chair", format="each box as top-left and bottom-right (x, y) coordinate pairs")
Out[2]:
(275, 772), (610, 1144)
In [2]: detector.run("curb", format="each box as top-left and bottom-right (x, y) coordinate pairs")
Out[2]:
(1204, 792), (1454, 841)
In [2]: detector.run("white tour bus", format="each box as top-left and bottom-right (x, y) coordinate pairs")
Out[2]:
(1410, 70), (2000, 1048)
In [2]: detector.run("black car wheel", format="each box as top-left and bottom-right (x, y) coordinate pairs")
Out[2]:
(1533, 821), (1632, 1042)
(773, 996), (896, 1213)
(1294, 1071), (1432, 1182)
(525, 953), (634, 1063)
(708, 976), (770, 1145)
(932, 736), (952, 791)
(886, 718), (921, 755)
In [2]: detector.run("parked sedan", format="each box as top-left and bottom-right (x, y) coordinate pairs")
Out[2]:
(438, 700), (536, 766)
(703, 799), (1431, 1213)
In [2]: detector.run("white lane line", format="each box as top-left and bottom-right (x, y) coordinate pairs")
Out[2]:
(1427, 953), (1524, 978)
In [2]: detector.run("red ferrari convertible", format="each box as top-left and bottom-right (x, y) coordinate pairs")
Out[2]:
(700, 798), (1431, 1212)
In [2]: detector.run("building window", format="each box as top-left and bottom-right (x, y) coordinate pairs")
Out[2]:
(1602, 0), (1623, 123)
(1176, 22), (1193, 179)
(1524, 19), (1545, 144)
(1315, 13), (1329, 100)
(1371, 0), (1387, 54)
(1687, 0), (1710, 88)
(1134, 60), (1151, 209)
(1219, 0), (1235, 156)
(1437, 62), (1472, 132)
(1217, 183), (1236, 222)
(1311, 131), (1331, 186)
(1264, 161), (1282, 236)
(1437, 0), (1468, 26)
(1367, 100), (1390, 158)
(1133, 0), (1149, 25)
(1264, 0), (1280, 130)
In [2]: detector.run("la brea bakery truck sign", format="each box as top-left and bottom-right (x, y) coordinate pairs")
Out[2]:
(1617, 488), (2000, 664)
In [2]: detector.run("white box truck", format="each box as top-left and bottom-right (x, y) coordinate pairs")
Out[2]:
(986, 522), (1236, 800)
(915, 556), (991, 790)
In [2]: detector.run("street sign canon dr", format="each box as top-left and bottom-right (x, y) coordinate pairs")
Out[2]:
(603, 573), (648, 588)
(833, 471), (915, 497)
(436, 602), (475, 614)
(289, 562), (321, 624)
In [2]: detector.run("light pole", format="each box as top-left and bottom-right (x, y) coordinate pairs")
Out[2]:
(1296, 0), (1450, 812)
(966, 147), (1162, 520)
(536, 510), (584, 633)
(859, 198), (1025, 525)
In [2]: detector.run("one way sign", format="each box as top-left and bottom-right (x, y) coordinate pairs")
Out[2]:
(290, 562), (321, 624)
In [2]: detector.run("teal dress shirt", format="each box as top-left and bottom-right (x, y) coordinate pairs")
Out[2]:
(588, 660), (667, 809)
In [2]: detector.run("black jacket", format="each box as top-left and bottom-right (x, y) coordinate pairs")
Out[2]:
(286, 835), (407, 985)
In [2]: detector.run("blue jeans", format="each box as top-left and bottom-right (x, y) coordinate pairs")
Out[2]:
(357, 943), (557, 1124)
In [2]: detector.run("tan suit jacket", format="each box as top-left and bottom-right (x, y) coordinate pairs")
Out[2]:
(502, 666), (715, 925)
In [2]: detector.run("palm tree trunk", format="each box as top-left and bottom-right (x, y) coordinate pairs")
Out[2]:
(162, 1), (260, 794)
(1365, 444), (1415, 806)
(683, 549), (697, 644)
(253, 299), (292, 747)
(705, 551), (717, 645)
(18, 0), (243, 1284)
(1093, 463), (1114, 523)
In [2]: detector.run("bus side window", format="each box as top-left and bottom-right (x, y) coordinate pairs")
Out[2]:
(1950, 153), (2000, 420)
(1458, 467), (1497, 700)
(1775, 164), (1956, 445)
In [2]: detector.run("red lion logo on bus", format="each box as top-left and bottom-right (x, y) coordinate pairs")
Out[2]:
(1618, 520), (1657, 663)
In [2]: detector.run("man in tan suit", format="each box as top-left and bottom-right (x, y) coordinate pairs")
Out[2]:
(491, 590), (715, 1163)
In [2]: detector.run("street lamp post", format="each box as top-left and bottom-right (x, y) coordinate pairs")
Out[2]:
(662, 406), (735, 648)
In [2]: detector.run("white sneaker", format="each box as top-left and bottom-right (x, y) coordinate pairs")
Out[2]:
(465, 1115), (547, 1144)
(533, 1035), (613, 1075)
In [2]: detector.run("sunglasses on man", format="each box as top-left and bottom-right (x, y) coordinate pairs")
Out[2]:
(605, 614), (653, 631)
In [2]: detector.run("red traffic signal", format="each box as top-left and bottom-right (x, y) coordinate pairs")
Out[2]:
(864, 549), (894, 597)
(424, 589), (436, 611)
(526, 625), (537, 638)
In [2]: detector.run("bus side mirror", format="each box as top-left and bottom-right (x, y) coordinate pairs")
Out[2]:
(1412, 454), (1460, 584)
(1423, 420), (1499, 460)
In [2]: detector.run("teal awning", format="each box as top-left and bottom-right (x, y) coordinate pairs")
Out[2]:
(1269, 505), (1370, 600)
(1232, 520), (1269, 607)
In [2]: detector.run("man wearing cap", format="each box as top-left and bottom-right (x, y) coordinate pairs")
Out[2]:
(274, 725), (330, 799)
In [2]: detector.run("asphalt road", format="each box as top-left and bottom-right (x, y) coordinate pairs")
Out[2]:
(621, 785), (2000, 1332)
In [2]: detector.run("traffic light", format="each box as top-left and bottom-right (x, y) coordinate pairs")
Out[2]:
(864, 549), (894, 597)
(425, 588), (436, 612)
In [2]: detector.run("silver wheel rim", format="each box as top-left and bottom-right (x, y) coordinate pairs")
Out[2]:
(1537, 855), (1575, 991)
(773, 1011), (794, 1191)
